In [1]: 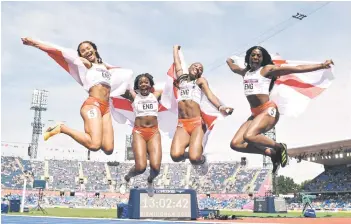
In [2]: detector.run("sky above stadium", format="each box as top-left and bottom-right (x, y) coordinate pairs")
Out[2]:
(1, 1), (351, 184)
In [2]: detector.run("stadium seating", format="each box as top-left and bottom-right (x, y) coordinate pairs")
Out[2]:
(2, 156), (350, 210)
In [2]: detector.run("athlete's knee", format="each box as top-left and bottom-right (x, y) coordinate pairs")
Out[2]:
(135, 163), (147, 174)
(170, 151), (184, 162)
(230, 139), (241, 150)
(150, 162), (161, 172)
(188, 153), (202, 165)
(102, 148), (114, 155)
(87, 142), (102, 151)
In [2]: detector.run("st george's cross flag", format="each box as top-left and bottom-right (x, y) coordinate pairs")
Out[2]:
(28, 38), (134, 97)
(110, 83), (178, 139)
(27, 38), (178, 138)
(230, 54), (335, 117)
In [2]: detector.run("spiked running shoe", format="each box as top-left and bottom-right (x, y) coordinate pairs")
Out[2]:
(44, 122), (63, 141)
(280, 143), (288, 168)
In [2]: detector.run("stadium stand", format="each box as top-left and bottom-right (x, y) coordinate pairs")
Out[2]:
(1, 139), (351, 210)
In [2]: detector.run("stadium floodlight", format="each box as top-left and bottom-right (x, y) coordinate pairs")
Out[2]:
(30, 89), (49, 159)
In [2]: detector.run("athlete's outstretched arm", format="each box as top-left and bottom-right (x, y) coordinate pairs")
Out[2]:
(263, 59), (334, 77)
(198, 78), (233, 116)
(226, 58), (248, 76)
(21, 37), (92, 69)
(173, 45), (184, 78)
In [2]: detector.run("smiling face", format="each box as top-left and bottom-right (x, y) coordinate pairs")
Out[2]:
(248, 48), (263, 70)
(78, 42), (97, 63)
(138, 76), (152, 96)
(188, 62), (203, 80)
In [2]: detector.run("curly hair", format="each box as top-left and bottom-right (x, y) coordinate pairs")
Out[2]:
(134, 73), (155, 91)
(77, 41), (103, 64)
(245, 46), (276, 92)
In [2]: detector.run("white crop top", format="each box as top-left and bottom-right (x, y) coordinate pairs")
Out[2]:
(85, 63), (112, 90)
(243, 67), (271, 96)
(177, 80), (202, 105)
(132, 93), (159, 117)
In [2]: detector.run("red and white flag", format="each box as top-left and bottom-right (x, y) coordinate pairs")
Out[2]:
(160, 49), (229, 148)
(110, 83), (178, 139)
(31, 39), (178, 138)
(230, 54), (335, 117)
(32, 39), (134, 97)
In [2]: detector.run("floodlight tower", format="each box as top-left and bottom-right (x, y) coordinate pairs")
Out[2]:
(262, 127), (276, 169)
(125, 134), (133, 161)
(29, 89), (49, 159)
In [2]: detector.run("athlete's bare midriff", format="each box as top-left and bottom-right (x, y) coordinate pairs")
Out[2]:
(134, 116), (158, 128)
(246, 94), (270, 108)
(178, 100), (201, 119)
(89, 84), (111, 102)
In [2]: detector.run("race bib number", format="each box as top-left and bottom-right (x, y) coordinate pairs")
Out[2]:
(178, 87), (193, 100)
(267, 107), (277, 118)
(137, 102), (157, 112)
(244, 83), (254, 90)
(87, 108), (98, 119)
(96, 68), (111, 81)
(244, 79), (259, 94)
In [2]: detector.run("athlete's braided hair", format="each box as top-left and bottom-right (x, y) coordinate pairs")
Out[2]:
(245, 46), (276, 92)
(134, 73), (155, 91)
(173, 74), (189, 89)
(77, 41), (103, 64)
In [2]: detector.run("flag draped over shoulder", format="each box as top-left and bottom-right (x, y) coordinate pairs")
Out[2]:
(33, 39), (133, 97)
(110, 83), (178, 139)
(32, 38), (177, 138)
(230, 54), (334, 117)
(160, 49), (229, 148)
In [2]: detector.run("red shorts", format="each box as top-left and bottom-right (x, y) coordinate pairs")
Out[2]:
(81, 97), (110, 116)
(251, 101), (277, 117)
(133, 126), (159, 142)
(177, 116), (202, 135)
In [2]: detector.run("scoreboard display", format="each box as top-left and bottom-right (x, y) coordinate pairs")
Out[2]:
(128, 188), (198, 220)
(254, 197), (267, 212)
(274, 197), (287, 212)
(254, 196), (287, 213)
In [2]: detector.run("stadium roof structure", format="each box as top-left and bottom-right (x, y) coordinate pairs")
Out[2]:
(288, 139), (351, 166)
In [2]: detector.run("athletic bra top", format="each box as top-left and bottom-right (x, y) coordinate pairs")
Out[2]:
(85, 63), (112, 90)
(177, 79), (202, 105)
(132, 93), (159, 117)
(243, 67), (271, 96)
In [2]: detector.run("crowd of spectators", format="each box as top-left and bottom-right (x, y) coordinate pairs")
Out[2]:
(1, 156), (270, 194)
(2, 156), (351, 210)
(304, 166), (351, 192)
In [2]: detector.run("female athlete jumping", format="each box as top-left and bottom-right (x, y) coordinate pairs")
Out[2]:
(171, 45), (233, 176)
(226, 46), (333, 173)
(119, 73), (162, 196)
(22, 37), (117, 155)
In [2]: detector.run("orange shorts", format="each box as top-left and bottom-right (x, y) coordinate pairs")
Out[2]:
(81, 97), (110, 116)
(177, 116), (202, 135)
(133, 126), (159, 142)
(251, 101), (278, 117)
